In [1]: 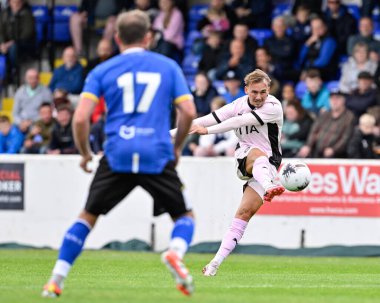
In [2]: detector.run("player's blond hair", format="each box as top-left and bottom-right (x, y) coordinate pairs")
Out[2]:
(116, 10), (150, 45)
(244, 69), (271, 87)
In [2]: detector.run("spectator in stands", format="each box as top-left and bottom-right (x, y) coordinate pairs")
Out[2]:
(215, 39), (253, 81)
(223, 23), (258, 60)
(324, 0), (357, 56)
(197, 0), (237, 38)
(85, 39), (114, 77)
(281, 83), (299, 110)
(264, 16), (296, 77)
(0, 115), (24, 154)
(361, 0), (377, 17)
(49, 46), (84, 95)
(192, 72), (219, 117)
(221, 69), (245, 104)
(281, 100), (314, 157)
(232, 0), (272, 29)
(347, 113), (379, 159)
(152, 0), (184, 61)
(290, 5), (311, 52)
(13, 68), (53, 133)
(301, 69), (330, 116)
(346, 71), (379, 121)
(22, 102), (55, 154)
(292, 0), (322, 16)
(69, 0), (130, 56)
(298, 89), (355, 158)
(47, 104), (77, 155)
(347, 17), (380, 62)
(339, 42), (378, 94)
(0, 0), (35, 79)
(198, 31), (223, 79)
(132, 0), (159, 22)
(254, 47), (280, 97)
(191, 96), (237, 157)
(296, 16), (338, 81)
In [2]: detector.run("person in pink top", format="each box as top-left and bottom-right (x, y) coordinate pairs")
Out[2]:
(186, 69), (285, 276)
(153, 0), (184, 60)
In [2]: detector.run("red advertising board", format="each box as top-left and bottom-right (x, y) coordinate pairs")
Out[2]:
(259, 161), (380, 217)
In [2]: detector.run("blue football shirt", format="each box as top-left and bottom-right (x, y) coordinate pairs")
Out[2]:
(82, 48), (192, 173)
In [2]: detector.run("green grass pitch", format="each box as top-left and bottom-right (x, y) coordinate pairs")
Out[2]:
(0, 250), (380, 303)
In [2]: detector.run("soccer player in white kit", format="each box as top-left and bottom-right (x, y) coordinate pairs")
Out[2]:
(189, 69), (285, 276)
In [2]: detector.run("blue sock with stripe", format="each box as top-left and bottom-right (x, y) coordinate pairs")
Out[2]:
(169, 216), (194, 259)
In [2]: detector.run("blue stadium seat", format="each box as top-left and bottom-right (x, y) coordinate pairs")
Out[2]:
(347, 4), (361, 22)
(295, 81), (307, 99)
(32, 5), (49, 42)
(374, 21), (380, 32)
(249, 29), (272, 46)
(272, 3), (291, 19)
(373, 5), (380, 21)
(185, 30), (202, 48)
(182, 54), (201, 76)
(189, 4), (208, 23)
(48, 5), (78, 42)
(374, 29), (380, 41)
(326, 80), (339, 91)
(213, 80), (226, 95)
(0, 55), (6, 82)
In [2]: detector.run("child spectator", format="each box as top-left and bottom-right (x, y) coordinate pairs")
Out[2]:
(347, 113), (379, 159)
(232, 0), (272, 29)
(22, 103), (55, 154)
(291, 5), (311, 52)
(198, 31), (223, 78)
(47, 105), (77, 154)
(281, 100), (314, 157)
(301, 69), (330, 116)
(281, 83), (299, 110)
(0, 115), (24, 154)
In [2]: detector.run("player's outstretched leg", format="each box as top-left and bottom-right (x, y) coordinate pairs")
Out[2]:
(252, 156), (285, 202)
(42, 218), (92, 298)
(203, 217), (247, 276)
(161, 215), (195, 296)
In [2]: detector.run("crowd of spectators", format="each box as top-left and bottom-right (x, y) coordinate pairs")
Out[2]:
(0, 0), (379, 159)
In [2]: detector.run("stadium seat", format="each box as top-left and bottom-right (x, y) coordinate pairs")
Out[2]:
(373, 5), (380, 21)
(54, 58), (87, 68)
(347, 4), (361, 22)
(185, 30), (202, 48)
(32, 5), (49, 43)
(326, 81), (339, 91)
(374, 29), (380, 41)
(295, 81), (307, 99)
(188, 4), (208, 32)
(272, 3), (291, 19)
(2, 98), (14, 111)
(0, 110), (13, 122)
(0, 55), (6, 83)
(213, 80), (226, 95)
(249, 29), (273, 46)
(182, 54), (201, 76)
(48, 5), (78, 42)
(39, 72), (52, 86)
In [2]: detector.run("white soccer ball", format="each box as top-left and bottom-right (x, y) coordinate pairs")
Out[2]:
(279, 160), (311, 192)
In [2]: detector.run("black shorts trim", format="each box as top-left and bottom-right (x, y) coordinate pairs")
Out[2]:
(237, 156), (253, 179)
(85, 157), (189, 217)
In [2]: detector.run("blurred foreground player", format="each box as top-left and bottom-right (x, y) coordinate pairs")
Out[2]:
(42, 10), (196, 297)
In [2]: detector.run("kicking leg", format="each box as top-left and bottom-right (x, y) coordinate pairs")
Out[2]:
(247, 149), (285, 203)
(203, 186), (262, 276)
(42, 210), (98, 297)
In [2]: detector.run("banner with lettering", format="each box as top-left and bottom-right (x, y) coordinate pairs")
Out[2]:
(0, 163), (24, 210)
(259, 161), (380, 217)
